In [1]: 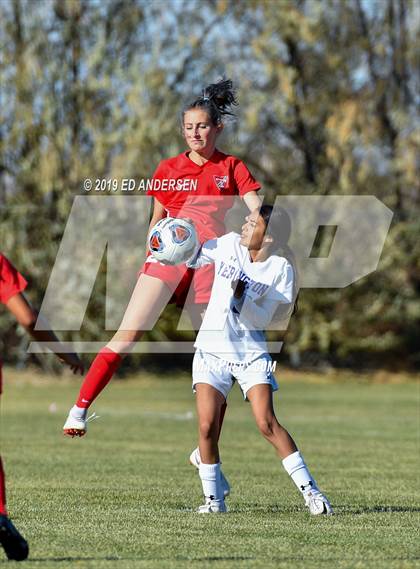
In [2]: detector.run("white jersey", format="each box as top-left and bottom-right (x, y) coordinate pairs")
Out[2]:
(188, 232), (294, 363)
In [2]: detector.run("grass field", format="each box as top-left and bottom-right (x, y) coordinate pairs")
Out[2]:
(0, 367), (419, 568)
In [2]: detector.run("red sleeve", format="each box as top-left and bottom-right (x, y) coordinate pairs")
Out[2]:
(233, 160), (261, 196)
(0, 254), (28, 304)
(146, 160), (168, 207)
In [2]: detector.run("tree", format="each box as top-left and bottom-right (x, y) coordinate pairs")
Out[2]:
(1, 0), (418, 370)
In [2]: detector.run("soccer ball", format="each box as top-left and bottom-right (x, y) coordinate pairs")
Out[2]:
(148, 217), (198, 265)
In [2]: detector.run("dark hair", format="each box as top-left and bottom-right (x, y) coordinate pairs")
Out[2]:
(182, 78), (238, 126)
(259, 205), (299, 318)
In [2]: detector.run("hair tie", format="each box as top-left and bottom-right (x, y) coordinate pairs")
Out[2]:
(202, 96), (210, 102)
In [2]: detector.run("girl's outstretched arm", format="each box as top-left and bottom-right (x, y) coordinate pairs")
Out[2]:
(6, 293), (84, 374)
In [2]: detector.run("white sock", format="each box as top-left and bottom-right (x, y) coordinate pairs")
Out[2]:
(70, 405), (88, 421)
(282, 451), (320, 496)
(199, 463), (223, 502)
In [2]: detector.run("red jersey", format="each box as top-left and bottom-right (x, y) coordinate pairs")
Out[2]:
(147, 149), (260, 242)
(0, 254), (27, 305)
(0, 253), (27, 391)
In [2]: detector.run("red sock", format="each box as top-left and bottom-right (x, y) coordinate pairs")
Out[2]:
(217, 402), (227, 442)
(76, 348), (122, 408)
(0, 457), (7, 515)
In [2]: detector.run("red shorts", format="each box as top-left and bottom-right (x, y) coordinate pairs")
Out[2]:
(140, 257), (214, 306)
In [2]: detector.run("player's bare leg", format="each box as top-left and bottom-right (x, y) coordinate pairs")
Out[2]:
(246, 384), (297, 458)
(185, 304), (227, 446)
(188, 408), (230, 497)
(194, 384), (227, 512)
(195, 383), (225, 463)
(247, 384), (333, 515)
(108, 273), (174, 353)
(63, 274), (173, 437)
(187, 304), (229, 483)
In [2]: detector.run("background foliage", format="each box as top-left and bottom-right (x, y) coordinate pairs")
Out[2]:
(0, 0), (418, 370)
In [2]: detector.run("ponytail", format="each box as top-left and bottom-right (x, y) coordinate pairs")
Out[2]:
(183, 78), (238, 126)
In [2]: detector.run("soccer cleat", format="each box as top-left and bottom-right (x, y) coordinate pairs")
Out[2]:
(189, 447), (231, 497)
(63, 411), (87, 437)
(63, 410), (99, 438)
(305, 491), (333, 515)
(0, 515), (29, 561)
(197, 497), (227, 513)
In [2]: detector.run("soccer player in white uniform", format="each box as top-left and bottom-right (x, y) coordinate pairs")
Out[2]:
(187, 205), (333, 515)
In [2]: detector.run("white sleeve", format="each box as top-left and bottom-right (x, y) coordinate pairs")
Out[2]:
(186, 238), (219, 269)
(232, 261), (294, 329)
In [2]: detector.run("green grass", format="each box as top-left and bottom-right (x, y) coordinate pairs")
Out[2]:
(0, 368), (419, 569)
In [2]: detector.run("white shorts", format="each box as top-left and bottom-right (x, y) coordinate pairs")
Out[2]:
(192, 349), (279, 401)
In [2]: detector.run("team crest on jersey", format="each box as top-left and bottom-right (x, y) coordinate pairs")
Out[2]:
(213, 175), (228, 190)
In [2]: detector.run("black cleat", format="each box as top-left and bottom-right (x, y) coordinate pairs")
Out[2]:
(0, 515), (29, 561)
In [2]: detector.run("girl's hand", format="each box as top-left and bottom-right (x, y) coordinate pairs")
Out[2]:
(57, 353), (84, 375)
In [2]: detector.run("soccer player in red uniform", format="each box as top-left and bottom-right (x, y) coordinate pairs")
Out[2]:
(0, 253), (83, 561)
(63, 79), (261, 458)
